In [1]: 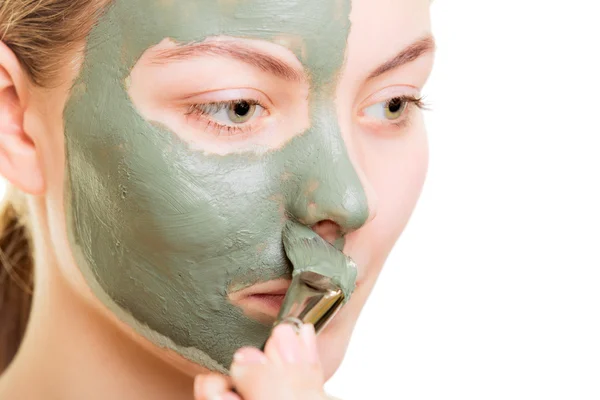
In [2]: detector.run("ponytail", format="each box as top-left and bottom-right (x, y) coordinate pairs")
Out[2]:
(0, 188), (33, 372)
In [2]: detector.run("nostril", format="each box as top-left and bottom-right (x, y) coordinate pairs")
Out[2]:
(311, 220), (342, 245)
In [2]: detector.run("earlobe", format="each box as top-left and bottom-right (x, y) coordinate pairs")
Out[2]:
(0, 41), (45, 195)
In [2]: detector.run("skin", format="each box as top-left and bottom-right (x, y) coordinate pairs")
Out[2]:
(0, 0), (433, 399)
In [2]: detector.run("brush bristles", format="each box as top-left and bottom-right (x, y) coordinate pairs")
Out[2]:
(282, 222), (357, 301)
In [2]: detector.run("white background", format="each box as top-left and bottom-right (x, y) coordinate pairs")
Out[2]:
(2, 1), (599, 399)
(328, 1), (600, 399)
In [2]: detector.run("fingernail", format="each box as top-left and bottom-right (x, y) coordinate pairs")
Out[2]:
(300, 323), (319, 364)
(273, 323), (301, 363)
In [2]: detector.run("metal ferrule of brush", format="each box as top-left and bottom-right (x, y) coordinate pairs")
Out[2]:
(274, 271), (345, 334)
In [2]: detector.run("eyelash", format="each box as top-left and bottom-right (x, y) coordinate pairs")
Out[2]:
(184, 94), (428, 136)
(185, 99), (266, 136)
(403, 95), (427, 111)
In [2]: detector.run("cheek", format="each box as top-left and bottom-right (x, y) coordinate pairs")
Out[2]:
(359, 121), (429, 261)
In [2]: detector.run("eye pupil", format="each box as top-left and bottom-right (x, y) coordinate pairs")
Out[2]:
(233, 101), (251, 117)
(388, 98), (403, 113)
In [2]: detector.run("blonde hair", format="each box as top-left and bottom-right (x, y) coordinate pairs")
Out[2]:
(0, 188), (32, 370)
(0, 0), (111, 372)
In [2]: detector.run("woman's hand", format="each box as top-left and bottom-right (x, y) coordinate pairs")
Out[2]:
(194, 323), (328, 400)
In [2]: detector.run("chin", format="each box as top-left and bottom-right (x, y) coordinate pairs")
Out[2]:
(317, 316), (356, 381)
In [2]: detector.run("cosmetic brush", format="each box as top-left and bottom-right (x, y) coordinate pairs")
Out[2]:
(231, 222), (357, 395)
(272, 221), (357, 334)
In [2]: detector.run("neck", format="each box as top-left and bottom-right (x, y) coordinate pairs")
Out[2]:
(0, 206), (196, 400)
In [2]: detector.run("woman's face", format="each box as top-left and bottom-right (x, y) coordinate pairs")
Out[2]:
(35, 0), (433, 379)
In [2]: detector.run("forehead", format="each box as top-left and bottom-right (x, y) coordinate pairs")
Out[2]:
(106, 0), (350, 78)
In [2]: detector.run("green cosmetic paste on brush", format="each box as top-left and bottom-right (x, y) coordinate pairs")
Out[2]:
(283, 222), (357, 302)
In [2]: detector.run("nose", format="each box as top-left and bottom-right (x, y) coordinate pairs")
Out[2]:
(284, 106), (373, 235)
(311, 220), (342, 245)
(286, 146), (369, 233)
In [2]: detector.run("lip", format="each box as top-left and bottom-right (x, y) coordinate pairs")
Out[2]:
(228, 278), (292, 324)
(228, 272), (365, 326)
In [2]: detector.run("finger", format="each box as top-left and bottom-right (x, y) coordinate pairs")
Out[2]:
(296, 323), (325, 387)
(264, 323), (305, 365)
(231, 326), (325, 400)
(231, 342), (292, 400)
(230, 347), (280, 400)
(194, 374), (231, 400)
(299, 323), (321, 368)
(265, 323), (323, 383)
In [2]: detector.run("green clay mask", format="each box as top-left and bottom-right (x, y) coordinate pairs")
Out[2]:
(64, 0), (369, 371)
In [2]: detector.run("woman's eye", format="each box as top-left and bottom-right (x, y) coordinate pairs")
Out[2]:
(363, 97), (408, 121)
(221, 100), (262, 124)
(188, 100), (265, 126)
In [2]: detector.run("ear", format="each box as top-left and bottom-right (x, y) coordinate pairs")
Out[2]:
(0, 41), (44, 195)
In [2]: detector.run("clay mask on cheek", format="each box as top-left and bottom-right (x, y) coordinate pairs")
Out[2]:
(63, 0), (369, 371)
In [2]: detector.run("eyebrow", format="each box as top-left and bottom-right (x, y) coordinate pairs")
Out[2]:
(368, 35), (436, 79)
(152, 42), (305, 83)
